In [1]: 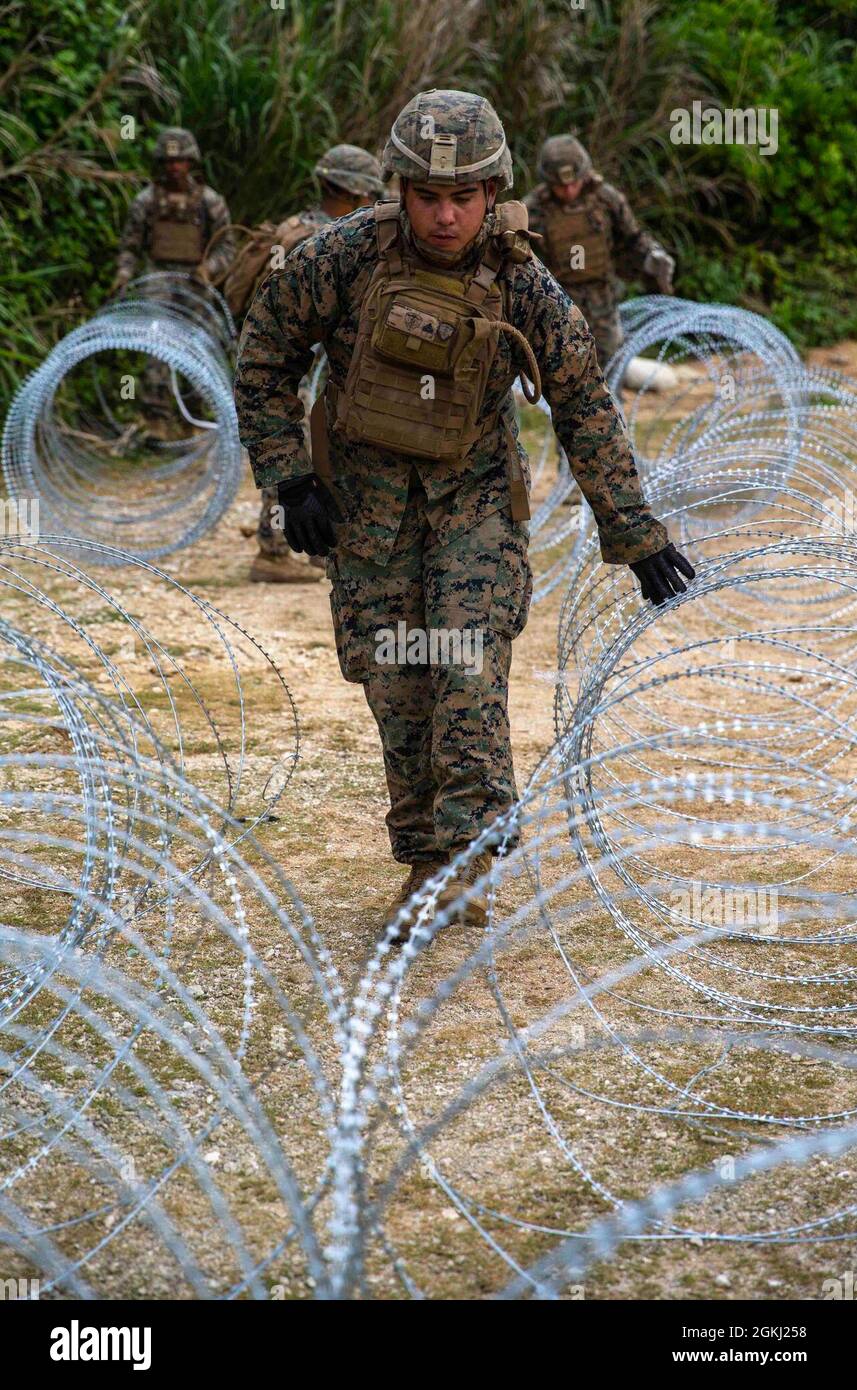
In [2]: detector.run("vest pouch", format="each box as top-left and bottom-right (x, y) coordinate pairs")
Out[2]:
(338, 272), (502, 462)
(372, 285), (472, 378)
(150, 217), (204, 264)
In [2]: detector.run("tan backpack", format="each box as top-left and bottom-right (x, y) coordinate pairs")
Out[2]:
(221, 213), (320, 321)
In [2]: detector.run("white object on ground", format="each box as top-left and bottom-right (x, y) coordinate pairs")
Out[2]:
(621, 356), (680, 392)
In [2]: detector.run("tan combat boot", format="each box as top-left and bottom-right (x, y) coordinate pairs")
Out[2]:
(382, 858), (448, 945)
(248, 552), (324, 584)
(435, 850), (495, 928)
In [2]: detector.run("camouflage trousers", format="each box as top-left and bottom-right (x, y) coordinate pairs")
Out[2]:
(326, 473), (532, 862)
(140, 358), (171, 418)
(571, 281), (624, 369)
(257, 367), (320, 557)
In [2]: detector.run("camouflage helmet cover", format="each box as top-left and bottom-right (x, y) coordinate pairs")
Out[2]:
(154, 127), (201, 165)
(538, 134), (592, 184)
(313, 144), (385, 197)
(381, 89), (513, 191)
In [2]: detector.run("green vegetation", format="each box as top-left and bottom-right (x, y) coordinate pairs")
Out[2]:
(1, 0), (855, 410)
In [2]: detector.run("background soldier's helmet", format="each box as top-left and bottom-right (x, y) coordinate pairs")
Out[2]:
(313, 144), (385, 197)
(381, 89), (513, 191)
(153, 127), (202, 167)
(538, 134), (592, 184)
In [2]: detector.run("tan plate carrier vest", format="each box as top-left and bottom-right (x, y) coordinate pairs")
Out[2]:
(543, 193), (611, 288)
(149, 186), (206, 264)
(312, 200), (539, 520)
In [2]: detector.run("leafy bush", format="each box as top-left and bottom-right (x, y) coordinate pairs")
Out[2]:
(665, 0), (857, 342)
(0, 0), (153, 405)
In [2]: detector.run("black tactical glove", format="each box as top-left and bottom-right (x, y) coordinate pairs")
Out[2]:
(642, 247), (675, 296)
(275, 474), (342, 557)
(629, 542), (695, 607)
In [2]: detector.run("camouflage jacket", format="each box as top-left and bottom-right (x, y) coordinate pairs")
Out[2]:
(234, 203), (669, 566)
(524, 179), (662, 286)
(117, 178), (234, 280)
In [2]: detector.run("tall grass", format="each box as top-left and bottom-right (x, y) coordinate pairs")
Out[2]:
(0, 0), (155, 404)
(1, 0), (855, 412)
(137, 0), (719, 228)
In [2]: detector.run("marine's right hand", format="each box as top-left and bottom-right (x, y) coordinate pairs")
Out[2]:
(276, 474), (342, 557)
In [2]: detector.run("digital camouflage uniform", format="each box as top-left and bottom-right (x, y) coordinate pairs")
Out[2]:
(255, 146), (384, 562)
(524, 135), (673, 367)
(235, 92), (669, 864)
(116, 128), (234, 420)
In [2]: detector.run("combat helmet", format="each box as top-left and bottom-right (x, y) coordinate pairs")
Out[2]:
(537, 134), (592, 185)
(381, 89), (513, 191)
(153, 127), (201, 167)
(313, 144), (385, 197)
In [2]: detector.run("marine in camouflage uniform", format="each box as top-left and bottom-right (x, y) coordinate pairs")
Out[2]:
(113, 128), (234, 433)
(251, 145), (385, 583)
(524, 135), (674, 367)
(234, 91), (691, 935)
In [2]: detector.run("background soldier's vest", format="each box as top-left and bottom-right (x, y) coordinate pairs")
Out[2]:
(335, 201), (537, 463)
(543, 192), (611, 287)
(222, 213), (321, 321)
(149, 186), (206, 264)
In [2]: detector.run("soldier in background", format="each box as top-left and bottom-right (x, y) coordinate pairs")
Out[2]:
(235, 91), (693, 940)
(524, 134), (675, 368)
(112, 127), (235, 439)
(241, 145), (385, 584)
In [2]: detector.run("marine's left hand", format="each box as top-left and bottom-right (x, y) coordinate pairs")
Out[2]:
(629, 542), (695, 606)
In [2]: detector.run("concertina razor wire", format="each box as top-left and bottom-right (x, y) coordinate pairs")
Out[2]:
(2, 275), (242, 564)
(1, 297), (857, 1297)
